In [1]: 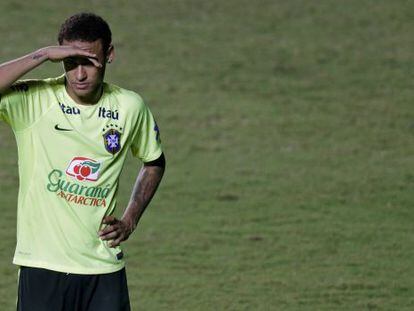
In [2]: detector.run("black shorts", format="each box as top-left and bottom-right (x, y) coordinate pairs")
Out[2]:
(17, 266), (131, 311)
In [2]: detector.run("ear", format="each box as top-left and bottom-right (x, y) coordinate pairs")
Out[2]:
(106, 44), (115, 63)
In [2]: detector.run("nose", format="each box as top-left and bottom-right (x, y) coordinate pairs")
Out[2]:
(75, 65), (87, 81)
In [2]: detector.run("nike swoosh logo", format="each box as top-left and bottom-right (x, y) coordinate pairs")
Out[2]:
(54, 124), (73, 131)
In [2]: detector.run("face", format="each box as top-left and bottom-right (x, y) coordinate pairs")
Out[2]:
(62, 39), (113, 104)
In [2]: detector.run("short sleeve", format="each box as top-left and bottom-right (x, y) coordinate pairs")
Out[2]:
(0, 80), (47, 131)
(0, 82), (30, 130)
(130, 103), (163, 162)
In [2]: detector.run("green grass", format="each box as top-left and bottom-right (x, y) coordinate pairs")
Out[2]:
(0, 0), (414, 309)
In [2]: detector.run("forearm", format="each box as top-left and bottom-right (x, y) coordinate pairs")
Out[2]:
(121, 162), (165, 233)
(0, 48), (49, 93)
(0, 45), (101, 94)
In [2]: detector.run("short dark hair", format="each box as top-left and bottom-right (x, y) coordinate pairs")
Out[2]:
(58, 13), (112, 54)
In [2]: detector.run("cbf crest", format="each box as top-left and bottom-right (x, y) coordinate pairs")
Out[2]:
(102, 124), (123, 155)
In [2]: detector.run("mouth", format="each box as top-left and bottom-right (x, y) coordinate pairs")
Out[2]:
(73, 83), (90, 90)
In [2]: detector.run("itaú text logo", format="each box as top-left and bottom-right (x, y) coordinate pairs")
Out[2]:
(65, 157), (101, 182)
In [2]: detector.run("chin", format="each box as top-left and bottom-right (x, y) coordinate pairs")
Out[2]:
(74, 89), (92, 97)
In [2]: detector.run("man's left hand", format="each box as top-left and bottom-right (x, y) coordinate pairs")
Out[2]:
(99, 216), (133, 248)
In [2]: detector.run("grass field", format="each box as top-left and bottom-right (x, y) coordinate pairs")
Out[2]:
(0, 0), (414, 309)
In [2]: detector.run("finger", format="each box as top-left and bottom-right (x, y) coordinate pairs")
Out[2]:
(98, 225), (113, 236)
(78, 51), (97, 58)
(64, 50), (96, 60)
(99, 223), (120, 236)
(65, 49), (101, 67)
(100, 230), (120, 241)
(65, 47), (96, 58)
(102, 216), (117, 225)
(109, 237), (123, 248)
(109, 228), (130, 247)
(88, 57), (102, 68)
(71, 54), (102, 68)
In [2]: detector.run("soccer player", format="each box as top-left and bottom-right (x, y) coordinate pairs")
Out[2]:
(0, 13), (165, 310)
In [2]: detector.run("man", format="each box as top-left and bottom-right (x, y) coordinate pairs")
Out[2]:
(0, 13), (165, 310)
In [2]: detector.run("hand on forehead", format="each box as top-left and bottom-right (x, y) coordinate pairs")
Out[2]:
(62, 39), (105, 58)
(64, 56), (97, 67)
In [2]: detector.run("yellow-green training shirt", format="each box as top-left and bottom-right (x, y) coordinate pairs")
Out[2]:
(0, 76), (162, 274)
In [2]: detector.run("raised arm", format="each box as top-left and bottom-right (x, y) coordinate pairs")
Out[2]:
(99, 153), (166, 247)
(0, 46), (101, 94)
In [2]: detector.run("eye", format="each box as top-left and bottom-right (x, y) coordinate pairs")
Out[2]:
(63, 57), (95, 70)
(63, 57), (75, 64)
(63, 58), (77, 70)
(81, 58), (95, 67)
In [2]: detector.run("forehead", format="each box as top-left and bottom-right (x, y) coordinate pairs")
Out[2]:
(62, 39), (104, 55)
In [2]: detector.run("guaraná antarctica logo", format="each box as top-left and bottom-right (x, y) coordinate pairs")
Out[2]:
(46, 157), (111, 208)
(66, 157), (101, 181)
